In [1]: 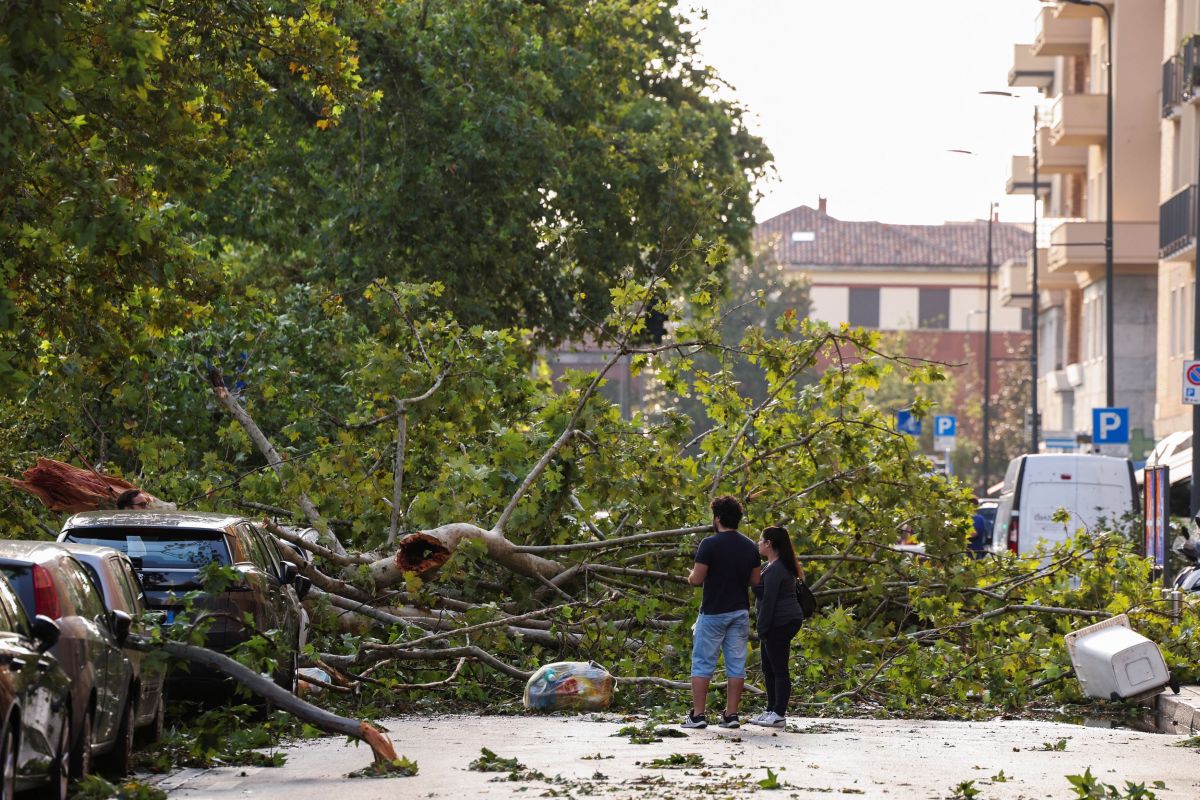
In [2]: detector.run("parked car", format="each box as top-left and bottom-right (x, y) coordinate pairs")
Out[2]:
(991, 454), (1139, 555)
(58, 544), (166, 745)
(0, 542), (134, 778)
(59, 511), (307, 693)
(0, 573), (71, 799)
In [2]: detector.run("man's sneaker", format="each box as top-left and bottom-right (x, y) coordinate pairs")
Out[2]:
(747, 711), (769, 725)
(718, 712), (740, 729)
(758, 711), (786, 728)
(682, 711), (708, 729)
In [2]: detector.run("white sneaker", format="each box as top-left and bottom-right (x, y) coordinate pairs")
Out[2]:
(758, 711), (786, 728)
(747, 711), (769, 725)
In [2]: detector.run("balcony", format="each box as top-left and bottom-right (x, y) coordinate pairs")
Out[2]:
(1032, 7), (1091, 57)
(1049, 94), (1107, 147)
(999, 257), (1031, 308)
(1160, 184), (1196, 259)
(1046, 220), (1159, 279)
(1028, 246), (1075, 291)
(1037, 127), (1087, 173)
(1006, 156), (1050, 196)
(1184, 35), (1200, 102)
(1164, 56), (1183, 118)
(1009, 44), (1055, 89)
(1049, 1), (1104, 19)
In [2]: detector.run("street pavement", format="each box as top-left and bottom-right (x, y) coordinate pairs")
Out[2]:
(148, 712), (1200, 799)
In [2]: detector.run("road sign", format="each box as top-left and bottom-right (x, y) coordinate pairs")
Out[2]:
(1184, 360), (1200, 405)
(895, 410), (921, 437)
(934, 415), (957, 437)
(1091, 407), (1129, 445)
(933, 415), (956, 452)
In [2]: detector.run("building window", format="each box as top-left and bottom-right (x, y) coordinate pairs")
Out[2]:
(918, 288), (950, 329)
(1021, 307), (1031, 332)
(848, 287), (880, 328)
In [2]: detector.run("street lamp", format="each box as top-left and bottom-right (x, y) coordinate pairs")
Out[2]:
(981, 91), (1042, 455)
(1051, 0), (1114, 405)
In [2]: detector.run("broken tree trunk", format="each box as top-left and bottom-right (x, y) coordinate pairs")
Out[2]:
(128, 635), (399, 765)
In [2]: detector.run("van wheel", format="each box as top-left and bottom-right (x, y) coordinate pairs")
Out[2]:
(68, 707), (92, 779)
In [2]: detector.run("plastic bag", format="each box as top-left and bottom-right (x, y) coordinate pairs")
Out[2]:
(522, 661), (614, 711)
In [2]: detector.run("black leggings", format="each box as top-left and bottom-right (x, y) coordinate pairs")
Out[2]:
(760, 618), (803, 715)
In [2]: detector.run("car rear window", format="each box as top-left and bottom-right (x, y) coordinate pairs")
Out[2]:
(60, 529), (230, 571)
(0, 566), (33, 621)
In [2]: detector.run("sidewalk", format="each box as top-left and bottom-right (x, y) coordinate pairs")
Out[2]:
(1155, 685), (1200, 733)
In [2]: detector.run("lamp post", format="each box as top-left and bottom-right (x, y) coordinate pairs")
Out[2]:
(983, 202), (996, 496)
(1056, 0), (1114, 405)
(981, 90), (1042, 454)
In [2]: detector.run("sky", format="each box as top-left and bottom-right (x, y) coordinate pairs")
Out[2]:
(693, 0), (1046, 226)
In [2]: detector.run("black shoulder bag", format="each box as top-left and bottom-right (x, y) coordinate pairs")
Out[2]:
(795, 578), (817, 619)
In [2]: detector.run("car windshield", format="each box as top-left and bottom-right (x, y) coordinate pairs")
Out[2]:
(61, 529), (230, 571)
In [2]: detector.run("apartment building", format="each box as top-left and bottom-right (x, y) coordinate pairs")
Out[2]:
(755, 201), (1031, 391)
(1157, 1), (1200, 442)
(1003, 1), (1161, 458)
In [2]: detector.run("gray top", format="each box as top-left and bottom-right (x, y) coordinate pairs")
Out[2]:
(753, 559), (804, 635)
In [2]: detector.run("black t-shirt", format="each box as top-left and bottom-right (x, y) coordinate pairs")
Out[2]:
(694, 530), (760, 614)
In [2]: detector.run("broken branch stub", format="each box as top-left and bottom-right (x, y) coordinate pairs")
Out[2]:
(371, 524), (562, 587)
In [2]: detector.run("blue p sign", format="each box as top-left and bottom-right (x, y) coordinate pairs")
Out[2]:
(1091, 407), (1129, 445)
(934, 415), (956, 437)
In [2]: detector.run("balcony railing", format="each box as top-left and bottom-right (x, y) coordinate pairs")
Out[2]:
(1184, 35), (1200, 101)
(1164, 56), (1183, 117)
(1159, 184), (1196, 259)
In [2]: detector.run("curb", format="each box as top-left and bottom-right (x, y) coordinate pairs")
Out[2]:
(1151, 687), (1200, 734)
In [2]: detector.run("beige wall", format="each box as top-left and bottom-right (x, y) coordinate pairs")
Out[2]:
(1109, 1), (1164, 222)
(1157, 0), (1199, 437)
(799, 266), (1026, 333)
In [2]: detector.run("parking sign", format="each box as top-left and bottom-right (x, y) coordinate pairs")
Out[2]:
(1091, 407), (1129, 445)
(895, 410), (921, 437)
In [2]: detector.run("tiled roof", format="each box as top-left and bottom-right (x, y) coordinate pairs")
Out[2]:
(755, 205), (1032, 267)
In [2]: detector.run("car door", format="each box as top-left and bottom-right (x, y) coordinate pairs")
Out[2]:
(111, 556), (162, 724)
(255, 529), (302, 647)
(58, 558), (127, 747)
(0, 579), (59, 776)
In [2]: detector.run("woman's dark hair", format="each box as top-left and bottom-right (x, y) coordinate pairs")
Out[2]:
(115, 489), (141, 509)
(762, 525), (800, 578)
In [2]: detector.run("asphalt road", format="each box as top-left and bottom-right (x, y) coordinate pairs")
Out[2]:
(148, 714), (1199, 799)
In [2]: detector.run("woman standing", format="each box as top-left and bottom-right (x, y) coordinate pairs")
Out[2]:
(751, 525), (805, 728)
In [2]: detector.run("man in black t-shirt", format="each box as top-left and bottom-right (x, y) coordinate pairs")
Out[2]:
(682, 495), (761, 729)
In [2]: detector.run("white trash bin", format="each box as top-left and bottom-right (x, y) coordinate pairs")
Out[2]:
(1064, 614), (1173, 701)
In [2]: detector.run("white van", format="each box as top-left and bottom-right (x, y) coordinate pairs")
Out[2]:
(991, 454), (1138, 555)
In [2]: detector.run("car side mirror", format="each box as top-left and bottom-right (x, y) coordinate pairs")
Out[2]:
(294, 575), (312, 600)
(109, 610), (133, 645)
(31, 615), (60, 653)
(281, 562), (299, 585)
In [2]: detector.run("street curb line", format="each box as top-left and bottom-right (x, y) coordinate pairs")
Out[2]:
(1152, 691), (1199, 733)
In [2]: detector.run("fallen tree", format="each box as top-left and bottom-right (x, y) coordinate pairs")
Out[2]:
(8, 278), (1198, 720)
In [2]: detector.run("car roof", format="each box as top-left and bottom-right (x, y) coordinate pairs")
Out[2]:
(0, 540), (73, 564)
(61, 510), (246, 531)
(56, 542), (129, 565)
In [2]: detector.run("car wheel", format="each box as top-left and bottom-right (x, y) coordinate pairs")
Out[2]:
(140, 692), (165, 745)
(273, 648), (298, 695)
(68, 707), (92, 779)
(103, 698), (135, 777)
(34, 711), (68, 800)
(0, 723), (15, 800)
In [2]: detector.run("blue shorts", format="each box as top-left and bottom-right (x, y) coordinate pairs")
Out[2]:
(690, 609), (750, 679)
